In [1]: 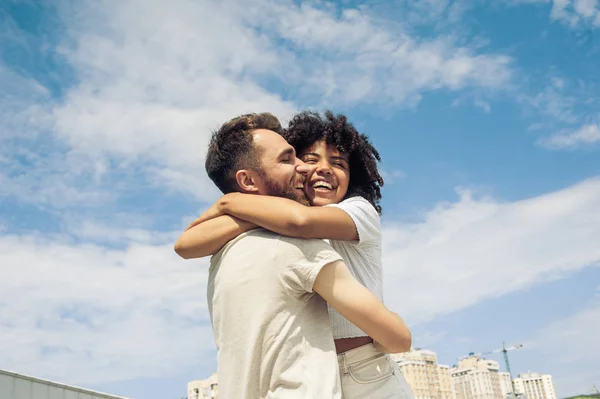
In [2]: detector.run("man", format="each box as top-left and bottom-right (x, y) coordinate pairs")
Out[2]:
(193, 113), (411, 398)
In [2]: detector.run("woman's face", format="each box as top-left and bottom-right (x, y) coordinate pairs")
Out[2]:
(300, 140), (350, 206)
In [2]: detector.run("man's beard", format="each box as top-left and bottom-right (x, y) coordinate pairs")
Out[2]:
(259, 170), (309, 206)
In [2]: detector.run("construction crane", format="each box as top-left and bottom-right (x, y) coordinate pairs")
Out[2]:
(466, 342), (523, 397)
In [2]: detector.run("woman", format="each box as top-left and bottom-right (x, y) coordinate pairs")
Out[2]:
(175, 111), (414, 399)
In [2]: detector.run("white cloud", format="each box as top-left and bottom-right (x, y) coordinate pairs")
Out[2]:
(66, 220), (177, 246)
(517, 76), (600, 150)
(518, 75), (599, 151)
(0, 146), (117, 209)
(550, 0), (599, 27)
(0, 0), (514, 205)
(509, 0), (600, 27)
(0, 232), (214, 385)
(539, 123), (600, 148)
(551, 0), (579, 24)
(49, 0), (298, 198)
(0, 65), (52, 142)
(574, 0), (598, 18)
(519, 82), (579, 124)
(382, 177), (600, 324)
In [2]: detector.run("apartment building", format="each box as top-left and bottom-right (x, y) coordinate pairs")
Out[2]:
(391, 349), (455, 399)
(188, 373), (218, 399)
(513, 372), (556, 399)
(450, 355), (504, 399)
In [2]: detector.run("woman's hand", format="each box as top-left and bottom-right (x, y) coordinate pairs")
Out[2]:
(185, 197), (227, 231)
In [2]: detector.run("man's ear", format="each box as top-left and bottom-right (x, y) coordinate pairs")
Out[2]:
(235, 169), (261, 193)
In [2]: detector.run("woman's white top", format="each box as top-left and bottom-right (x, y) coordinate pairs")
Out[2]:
(326, 196), (383, 339)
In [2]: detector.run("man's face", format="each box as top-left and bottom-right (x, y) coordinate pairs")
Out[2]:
(251, 129), (309, 205)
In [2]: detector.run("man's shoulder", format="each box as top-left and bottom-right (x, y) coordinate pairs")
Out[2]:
(276, 236), (341, 264)
(228, 228), (281, 245)
(214, 230), (338, 265)
(211, 228), (280, 260)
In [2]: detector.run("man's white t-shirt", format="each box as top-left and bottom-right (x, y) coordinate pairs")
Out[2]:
(326, 196), (383, 339)
(208, 229), (343, 399)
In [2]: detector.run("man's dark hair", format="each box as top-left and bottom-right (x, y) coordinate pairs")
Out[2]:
(206, 113), (283, 194)
(283, 111), (384, 214)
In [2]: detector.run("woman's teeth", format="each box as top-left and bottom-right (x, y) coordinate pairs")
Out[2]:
(312, 181), (333, 190)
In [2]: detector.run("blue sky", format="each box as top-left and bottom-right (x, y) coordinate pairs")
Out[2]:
(1, 0), (599, 398)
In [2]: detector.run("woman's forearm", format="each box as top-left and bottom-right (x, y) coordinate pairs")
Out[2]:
(219, 193), (310, 237)
(174, 215), (257, 259)
(219, 193), (358, 241)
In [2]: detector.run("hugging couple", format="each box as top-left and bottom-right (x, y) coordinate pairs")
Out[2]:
(175, 111), (415, 399)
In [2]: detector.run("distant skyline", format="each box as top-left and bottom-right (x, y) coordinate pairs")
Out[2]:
(1, 1), (599, 399)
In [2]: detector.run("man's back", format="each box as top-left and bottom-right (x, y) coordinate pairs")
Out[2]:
(208, 229), (343, 399)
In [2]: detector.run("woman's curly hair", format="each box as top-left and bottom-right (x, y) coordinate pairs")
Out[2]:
(283, 111), (384, 214)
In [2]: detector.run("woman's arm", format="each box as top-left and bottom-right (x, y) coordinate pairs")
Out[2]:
(218, 192), (359, 241)
(174, 215), (257, 259)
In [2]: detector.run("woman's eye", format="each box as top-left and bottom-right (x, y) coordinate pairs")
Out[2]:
(304, 159), (317, 164)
